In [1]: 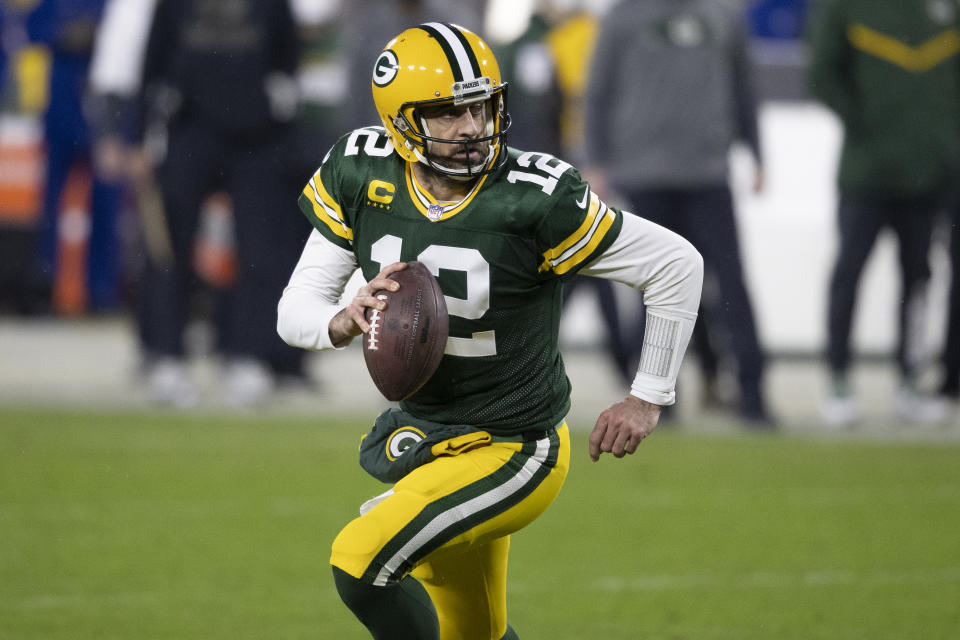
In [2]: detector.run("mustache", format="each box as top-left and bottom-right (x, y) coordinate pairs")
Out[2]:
(452, 141), (484, 154)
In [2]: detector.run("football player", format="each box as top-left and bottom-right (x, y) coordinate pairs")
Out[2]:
(277, 23), (703, 640)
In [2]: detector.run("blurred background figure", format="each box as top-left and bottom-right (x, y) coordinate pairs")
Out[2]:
(26, 0), (124, 314)
(85, 0), (201, 404)
(126, 0), (310, 408)
(941, 202), (960, 404)
(809, 0), (960, 427)
(584, 0), (774, 427)
(287, 0), (348, 181)
(85, 0), (160, 377)
(491, 1), (562, 156)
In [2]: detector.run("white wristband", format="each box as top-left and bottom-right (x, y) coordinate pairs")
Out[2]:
(630, 308), (696, 406)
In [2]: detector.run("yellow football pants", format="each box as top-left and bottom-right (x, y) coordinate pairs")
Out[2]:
(331, 424), (570, 640)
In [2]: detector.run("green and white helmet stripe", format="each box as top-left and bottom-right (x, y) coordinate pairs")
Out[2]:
(417, 22), (482, 83)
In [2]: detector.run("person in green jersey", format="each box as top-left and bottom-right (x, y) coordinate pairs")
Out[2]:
(809, 0), (960, 426)
(277, 22), (703, 640)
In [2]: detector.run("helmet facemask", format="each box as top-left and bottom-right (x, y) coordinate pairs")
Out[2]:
(395, 89), (511, 180)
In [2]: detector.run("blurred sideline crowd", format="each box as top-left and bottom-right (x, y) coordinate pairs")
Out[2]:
(0, 0), (957, 428)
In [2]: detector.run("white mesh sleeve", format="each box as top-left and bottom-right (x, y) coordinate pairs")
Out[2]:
(580, 212), (704, 405)
(277, 230), (358, 351)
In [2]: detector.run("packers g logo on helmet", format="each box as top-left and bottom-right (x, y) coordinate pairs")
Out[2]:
(373, 50), (399, 87)
(371, 22), (511, 178)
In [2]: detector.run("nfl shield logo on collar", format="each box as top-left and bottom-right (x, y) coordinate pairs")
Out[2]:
(427, 204), (444, 221)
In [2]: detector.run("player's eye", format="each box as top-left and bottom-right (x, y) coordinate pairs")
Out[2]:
(422, 106), (459, 120)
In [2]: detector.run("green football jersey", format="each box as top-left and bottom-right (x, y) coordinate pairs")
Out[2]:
(298, 126), (623, 435)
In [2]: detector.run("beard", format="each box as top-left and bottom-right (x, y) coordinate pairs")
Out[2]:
(428, 140), (490, 173)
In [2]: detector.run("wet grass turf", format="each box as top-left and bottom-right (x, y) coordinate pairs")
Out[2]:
(2, 409), (958, 639)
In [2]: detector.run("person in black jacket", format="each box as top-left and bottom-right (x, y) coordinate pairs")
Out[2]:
(136, 0), (309, 407)
(583, 0), (773, 427)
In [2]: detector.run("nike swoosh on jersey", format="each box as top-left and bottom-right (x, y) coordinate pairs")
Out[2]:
(576, 185), (590, 209)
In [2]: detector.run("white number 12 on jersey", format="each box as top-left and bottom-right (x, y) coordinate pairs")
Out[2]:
(370, 235), (496, 357)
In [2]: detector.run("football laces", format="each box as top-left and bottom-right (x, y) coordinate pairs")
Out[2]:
(367, 294), (388, 351)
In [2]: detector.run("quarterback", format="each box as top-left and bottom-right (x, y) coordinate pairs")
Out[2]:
(277, 23), (703, 640)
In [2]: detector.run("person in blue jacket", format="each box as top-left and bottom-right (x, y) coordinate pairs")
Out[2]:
(27, 0), (124, 312)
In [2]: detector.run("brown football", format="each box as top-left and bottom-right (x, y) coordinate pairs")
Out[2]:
(362, 262), (449, 401)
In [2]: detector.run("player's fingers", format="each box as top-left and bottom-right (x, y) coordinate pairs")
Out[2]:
(611, 429), (632, 458)
(346, 302), (371, 334)
(347, 291), (390, 334)
(361, 262), (407, 300)
(377, 261), (408, 278)
(369, 261), (407, 292)
(599, 420), (621, 455)
(355, 292), (388, 311)
(588, 421), (608, 462)
(624, 432), (641, 455)
(620, 424), (650, 456)
(367, 277), (400, 295)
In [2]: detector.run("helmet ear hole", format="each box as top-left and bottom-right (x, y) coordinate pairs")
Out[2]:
(393, 115), (408, 132)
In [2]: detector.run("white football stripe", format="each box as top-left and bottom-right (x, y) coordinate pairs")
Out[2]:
(373, 436), (552, 586)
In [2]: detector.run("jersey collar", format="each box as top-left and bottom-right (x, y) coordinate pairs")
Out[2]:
(404, 146), (500, 222)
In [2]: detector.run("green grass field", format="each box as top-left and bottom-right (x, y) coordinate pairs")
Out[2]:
(2, 408), (958, 639)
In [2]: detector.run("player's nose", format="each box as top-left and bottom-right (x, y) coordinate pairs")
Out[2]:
(454, 109), (482, 137)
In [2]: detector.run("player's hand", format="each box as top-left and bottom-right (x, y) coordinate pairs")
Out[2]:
(329, 262), (407, 346)
(588, 395), (661, 461)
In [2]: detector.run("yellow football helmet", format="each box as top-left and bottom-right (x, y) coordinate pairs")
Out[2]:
(371, 23), (511, 178)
